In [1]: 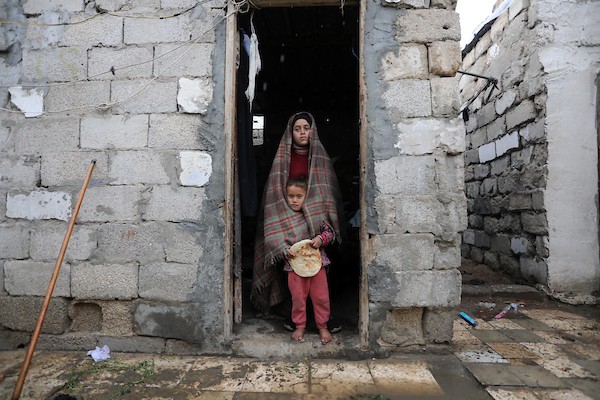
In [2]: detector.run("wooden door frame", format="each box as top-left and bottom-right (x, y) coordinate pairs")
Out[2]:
(223, 0), (369, 348)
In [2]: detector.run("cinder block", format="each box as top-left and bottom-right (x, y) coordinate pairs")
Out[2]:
(393, 118), (465, 156)
(381, 44), (428, 80)
(22, 47), (86, 82)
(30, 224), (96, 262)
(478, 142), (496, 163)
(473, 164), (489, 180)
(435, 154), (464, 193)
(424, 308), (453, 343)
(464, 149), (479, 165)
(71, 262), (138, 300)
(88, 46), (154, 79)
(0, 155), (40, 189)
(0, 296), (71, 334)
(428, 41), (461, 77)
(78, 185), (142, 222)
(495, 90), (517, 115)
(431, 77), (460, 117)
(507, 100), (537, 131)
(59, 14), (123, 47)
(535, 235), (549, 258)
(375, 155), (436, 195)
(162, 223), (203, 264)
(97, 223), (165, 263)
(463, 229), (475, 245)
(124, 17), (190, 44)
(144, 185), (206, 222)
(0, 193), (5, 222)
(0, 225), (29, 259)
(474, 230), (491, 248)
(23, 0), (83, 13)
(470, 128), (487, 149)
(383, 79), (432, 118)
(149, 114), (207, 150)
(111, 79), (178, 114)
(496, 131), (519, 157)
(108, 150), (171, 185)
(98, 335), (166, 353)
(395, 9), (460, 43)
(434, 243), (461, 270)
(486, 116), (506, 142)
(95, 0), (160, 11)
(45, 81), (110, 115)
(0, 261), (5, 295)
(154, 43), (213, 78)
(521, 212), (548, 235)
(369, 267), (461, 307)
(134, 302), (204, 343)
(41, 151), (108, 187)
(518, 120), (545, 143)
(508, 193), (532, 211)
(6, 190), (72, 221)
(374, 233), (435, 271)
(379, 196), (440, 235)
(139, 263), (197, 301)
(380, 307), (424, 346)
(519, 257), (547, 284)
(14, 117), (80, 155)
(4, 260), (71, 297)
(98, 300), (134, 336)
(490, 234), (511, 254)
(465, 182), (480, 199)
(81, 115), (149, 150)
(476, 102), (497, 129)
(177, 77), (213, 114)
(490, 155), (509, 176)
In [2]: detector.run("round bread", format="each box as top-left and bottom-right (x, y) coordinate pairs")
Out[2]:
(289, 239), (322, 277)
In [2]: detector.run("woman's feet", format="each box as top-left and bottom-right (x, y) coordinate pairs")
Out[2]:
(319, 327), (332, 345)
(292, 328), (305, 342)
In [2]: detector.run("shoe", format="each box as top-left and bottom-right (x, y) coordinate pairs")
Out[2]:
(328, 319), (342, 334)
(283, 318), (295, 332)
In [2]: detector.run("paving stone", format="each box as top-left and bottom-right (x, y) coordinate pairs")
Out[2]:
(569, 331), (600, 345)
(452, 329), (483, 345)
(559, 343), (600, 361)
(487, 319), (525, 330)
(535, 358), (596, 379)
(488, 343), (539, 359)
(368, 360), (443, 396)
(532, 331), (572, 344)
(486, 388), (542, 400)
(464, 363), (524, 386)
(241, 361), (309, 393)
(513, 319), (555, 332)
(454, 345), (509, 363)
(179, 358), (252, 392)
(542, 319), (600, 332)
(505, 365), (566, 388)
(571, 360), (600, 377)
(471, 329), (514, 343)
(563, 378), (600, 400)
(533, 389), (595, 400)
(499, 330), (545, 343)
(520, 309), (585, 320)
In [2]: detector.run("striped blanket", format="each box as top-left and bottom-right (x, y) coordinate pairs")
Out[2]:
(250, 112), (343, 311)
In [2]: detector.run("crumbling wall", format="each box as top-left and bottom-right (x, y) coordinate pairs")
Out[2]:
(0, 0), (228, 352)
(460, 0), (600, 301)
(365, 0), (466, 347)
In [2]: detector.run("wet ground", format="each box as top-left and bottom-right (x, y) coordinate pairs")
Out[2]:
(0, 261), (598, 399)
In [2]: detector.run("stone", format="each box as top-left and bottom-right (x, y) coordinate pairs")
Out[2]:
(483, 251), (499, 269)
(393, 118), (465, 155)
(464, 149), (479, 165)
(474, 31), (492, 59)
(478, 142), (496, 163)
(179, 151), (212, 186)
(0, 296), (71, 334)
(518, 119), (545, 143)
(380, 308), (424, 346)
(81, 115), (149, 150)
(490, 156), (509, 176)
(8, 86), (43, 117)
(88, 46), (154, 80)
(535, 235), (549, 258)
(395, 9), (460, 43)
(498, 253), (520, 275)
(375, 155), (436, 197)
(22, 47), (86, 82)
(428, 41), (461, 76)
(511, 237), (530, 254)
(374, 233), (435, 270)
(468, 214), (484, 229)
(163, 223), (204, 264)
(30, 224), (96, 262)
(124, 16), (190, 44)
(480, 177), (497, 196)
(484, 217), (501, 234)
(470, 128), (486, 149)
(474, 230), (491, 248)
(506, 100), (537, 131)
(382, 0), (429, 8)
(41, 151), (109, 187)
(177, 78), (214, 114)
(531, 190), (544, 210)
(78, 185), (142, 223)
(149, 114), (208, 150)
(490, 234), (511, 255)
(71, 263), (138, 300)
(490, 11), (509, 42)
(155, 43), (214, 78)
(23, 0), (83, 13)
(382, 44), (428, 80)
(98, 300), (135, 336)
(69, 301), (103, 332)
(383, 80), (432, 118)
(476, 102), (497, 129)
(431, 77), (460, 117)
(135, 303), (206, 344)
(111, 79), (178, 114)
(496, 132), (520, 157)
(4, 260), (71, 297)
(509, 193), (532, 210)
(0, 225), (29, 259)
(97, 223), (165, 264)
(423, 308), (453, 343)
(435, 155), (464, 193)
(520, 257), (547, 284)
(509, 0), (530, 21)
(521, 212), (548, 235)
(486, 116), (506, 142)
(6, 190), (71, 221)
(60, 14), (122, 47)
(98, 335), (166, 353)
(0, 155), (39, 190)
(471, 247), (484, 263)
(139, 263), (198, 302)
(108, 151), (171, 185)
(14, 117), (79, 155)
(144, 185), (205, 222)
(473, 164), (489, 180)
(510, 147), (533, 169)
(434, 242), (461, 270)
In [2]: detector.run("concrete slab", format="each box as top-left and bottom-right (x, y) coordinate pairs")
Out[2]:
(488, 343), (539, 359)
(464, 363), (525, 386)
(454, 345), (509, 363)
(533, 388), (595, 400)
(310, 360), (376, 397)
(241, 361), (309, 393)
(531, 331), (572, 344)
(542, 319), (600, 332)
(368, 359), (444, 396)
(504, 365), (566, 388)
(471, 329), (514, 343)
(487, 319), (525, 330)
(535, 358), (596, 379)
(486, 387), (540, 399)
(563, 378), (600, 400)
(499, 330), (545, 343)
(559, 343), (600, 361)
(452, 329), (483, 345)
(513, 319), (556, 331)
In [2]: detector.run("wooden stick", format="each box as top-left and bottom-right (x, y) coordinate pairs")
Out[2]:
(11, 160), (96, 400)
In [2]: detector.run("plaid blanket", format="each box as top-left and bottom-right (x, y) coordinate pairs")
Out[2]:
(251, 112), (343, 311)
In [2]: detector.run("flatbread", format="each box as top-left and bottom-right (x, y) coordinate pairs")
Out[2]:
(289, 239), (322, 277)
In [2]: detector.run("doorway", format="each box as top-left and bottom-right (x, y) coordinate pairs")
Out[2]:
(234, 5), (361, 337)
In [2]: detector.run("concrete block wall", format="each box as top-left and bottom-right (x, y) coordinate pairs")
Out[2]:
(0, 0), (227, 350)
(459, 0), (600, 300)
(459, 1), (549, 285)
(366, 0), (466, 346)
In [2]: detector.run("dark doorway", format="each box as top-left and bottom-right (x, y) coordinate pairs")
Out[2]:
(236, 5), (360, 334)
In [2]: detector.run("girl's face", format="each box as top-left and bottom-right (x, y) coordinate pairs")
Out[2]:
(286, 184), (307, 212)
(292, 118), (311, 147)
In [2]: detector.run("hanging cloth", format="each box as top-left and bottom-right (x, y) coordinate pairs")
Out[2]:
(245, 11), (261, 112)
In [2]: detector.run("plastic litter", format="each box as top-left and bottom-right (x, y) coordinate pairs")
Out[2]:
(87, 345), (110, 362)
(494, 303), (519, 319)
(477, 301), (496, 310)
(459, 312), (477, 327)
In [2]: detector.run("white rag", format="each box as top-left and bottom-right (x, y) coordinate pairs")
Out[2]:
(244, 12), (261, 112)
(87, 345), (110, 362)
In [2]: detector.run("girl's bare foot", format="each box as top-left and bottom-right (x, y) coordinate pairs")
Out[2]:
(319, 328), (332, 345)
(292, 328), (305, 342)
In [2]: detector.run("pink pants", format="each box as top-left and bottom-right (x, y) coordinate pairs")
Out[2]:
(288, 268), (330, 330)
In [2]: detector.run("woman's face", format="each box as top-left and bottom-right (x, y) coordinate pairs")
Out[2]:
(292, 118), (311, 147)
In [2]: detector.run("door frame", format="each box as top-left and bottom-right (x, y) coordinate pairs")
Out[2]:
(223, 0), (369, 348)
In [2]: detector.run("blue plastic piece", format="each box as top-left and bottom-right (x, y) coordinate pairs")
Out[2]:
(459, 312), (477, 327)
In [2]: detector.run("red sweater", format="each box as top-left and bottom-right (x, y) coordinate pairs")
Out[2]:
(289, 151), (308, 179)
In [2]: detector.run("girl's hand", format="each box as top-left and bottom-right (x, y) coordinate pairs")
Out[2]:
(311, 236), (323, 249)
(286, 247), (296, 259)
